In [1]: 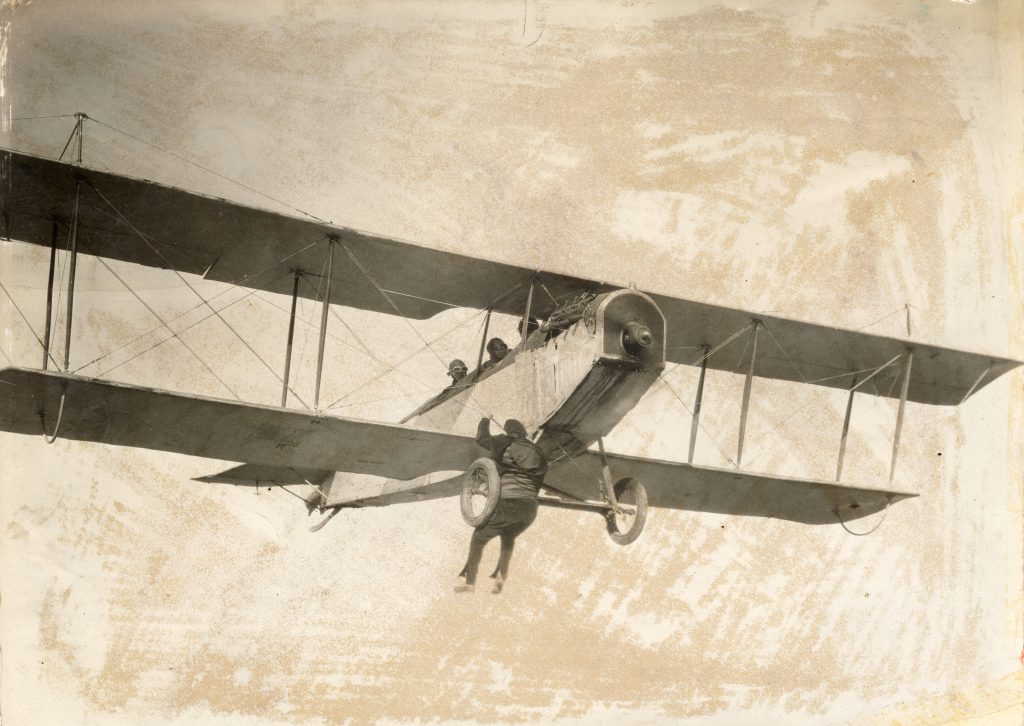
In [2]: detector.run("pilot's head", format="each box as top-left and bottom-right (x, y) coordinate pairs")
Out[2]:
(504, 419), (528, 439)
(486, 338), (509, 361)
(448, 359), (468, 381)
(518, 316), (539, 338)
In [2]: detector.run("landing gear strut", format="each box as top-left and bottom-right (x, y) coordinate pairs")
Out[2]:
(534, 437), (649, 545)
(603, 477), (648, 545)
(596, 438), (648, 545)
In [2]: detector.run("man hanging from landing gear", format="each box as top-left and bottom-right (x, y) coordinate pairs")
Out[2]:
(455, 417), (547, 594)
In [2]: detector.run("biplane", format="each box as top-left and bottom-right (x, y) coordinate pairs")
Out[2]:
(1, 140), (1019, 543)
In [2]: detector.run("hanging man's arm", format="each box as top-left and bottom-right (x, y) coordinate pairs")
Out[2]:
(476, 417), (508, 458)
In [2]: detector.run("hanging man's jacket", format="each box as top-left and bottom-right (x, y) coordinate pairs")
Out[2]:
(475, 418), (547, 499)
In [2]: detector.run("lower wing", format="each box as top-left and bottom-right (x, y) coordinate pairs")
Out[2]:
(545, 452), (915, 525)
(1, 367), (913, 524)
(0, 367), (478, 480)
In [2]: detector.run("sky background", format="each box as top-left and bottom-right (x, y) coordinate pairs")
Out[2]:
(0, 1), (1021, 724)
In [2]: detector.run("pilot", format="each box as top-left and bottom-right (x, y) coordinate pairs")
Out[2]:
(518, 316), (540, 339)
(480, 338), (509, 372)
(455, 417), (547, 594)
(446, 359), (468, 388)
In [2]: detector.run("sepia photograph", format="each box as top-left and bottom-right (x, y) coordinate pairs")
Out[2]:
(1, 1), (1021, 723)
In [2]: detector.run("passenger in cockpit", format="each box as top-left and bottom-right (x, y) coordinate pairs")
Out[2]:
(480, 338), (508, 372)
(446, 359), (468, 390)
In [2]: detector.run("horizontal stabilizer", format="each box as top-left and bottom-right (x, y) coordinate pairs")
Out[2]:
(195, 464), (330, 487)
(0, 367), (479, 478)
(3, 149), (1017, 405)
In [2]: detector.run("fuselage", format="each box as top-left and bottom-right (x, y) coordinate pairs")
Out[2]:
(324, 289), (666, 506)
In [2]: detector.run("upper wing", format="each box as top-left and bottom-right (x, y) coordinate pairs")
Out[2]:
(3, 148), (1018, 405)
(1, 148), (597, 319)
(0, 367), (478, 479)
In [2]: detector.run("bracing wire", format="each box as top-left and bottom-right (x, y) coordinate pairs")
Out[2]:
(11, 114), (78, 121)
(93, 257), (242, 399)
(72, 237), (323, 374)
(295, 256), (329, 377)
(0, 281), (63, 370)
(740, 327), (902, 470)
(58, 119), (82, 162)
(325, 302), (429, 400)
(657, 375), (739, 469)
(49, 221), (74, 365)
(730, 336), (751, 374)
(539, 281), (559, 306)
(855, 305), (909, 333)
(323, 275), (530, 411)
(93, 273), (287, 381)
(340, 243), (448, 368)
(86, 183), (310, 407)
(86, 115), (330, 223)
(325, 305), (489, 410)
(656, 322), (756, 469)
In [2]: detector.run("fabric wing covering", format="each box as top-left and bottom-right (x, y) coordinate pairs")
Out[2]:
(3, 149), (1019, 404)
(0, 368), (479, 479)
(0, 368), (913, 525)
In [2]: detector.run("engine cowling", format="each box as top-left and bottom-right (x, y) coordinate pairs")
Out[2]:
(589, 289), (666, 373)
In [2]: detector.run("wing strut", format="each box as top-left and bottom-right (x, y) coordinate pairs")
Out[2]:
(42, 221), (59, 370)
(314, 237), (336, 408)
(889, 349), (913, 482)
(687, 344), (709, 464)
(62, 182), (82, 371)
(475, 307), (493, 371)
(736, 320), (761, 466)
(520, 276), (535, 344)
(835, 376), (857, 481)
(55, 114), (87, 371)
(281, 270), (301, 407)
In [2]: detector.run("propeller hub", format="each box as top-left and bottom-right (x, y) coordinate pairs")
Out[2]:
(622, 322), (653, 355)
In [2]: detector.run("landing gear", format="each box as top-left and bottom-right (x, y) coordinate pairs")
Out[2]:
(604, 477), (648, 545)
(461, 457), (500, 526)
(535, 437), (649, 545)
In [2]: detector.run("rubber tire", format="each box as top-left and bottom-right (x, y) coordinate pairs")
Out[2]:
(606, 477), (648, 545)
(461, 458), (501, 527)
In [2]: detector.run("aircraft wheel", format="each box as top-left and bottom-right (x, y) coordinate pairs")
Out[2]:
(606, 477), (648, 545)
(461, 458), (500, 527)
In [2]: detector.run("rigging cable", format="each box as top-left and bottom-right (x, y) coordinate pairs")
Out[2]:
(87, 183), (310, 408)
(656, 322), (756, 469)
(294, 255), (330, 379)
(0, 280), (64, 370)
(86, 115), (330, 223)
(58, 120), (82, 162)
(48, 219), (74, 366)
(326, 301), (424, 400)
(93, 256), (242, 400)
(323, 274), (531, 411)
(340, 243), (448, 368)
(740, 327), (903, 470)
(11, 114), (78, 121)
(91, 272), (288, 381)
(71, 237), (324, 374)
(325, 304), (488, 410)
